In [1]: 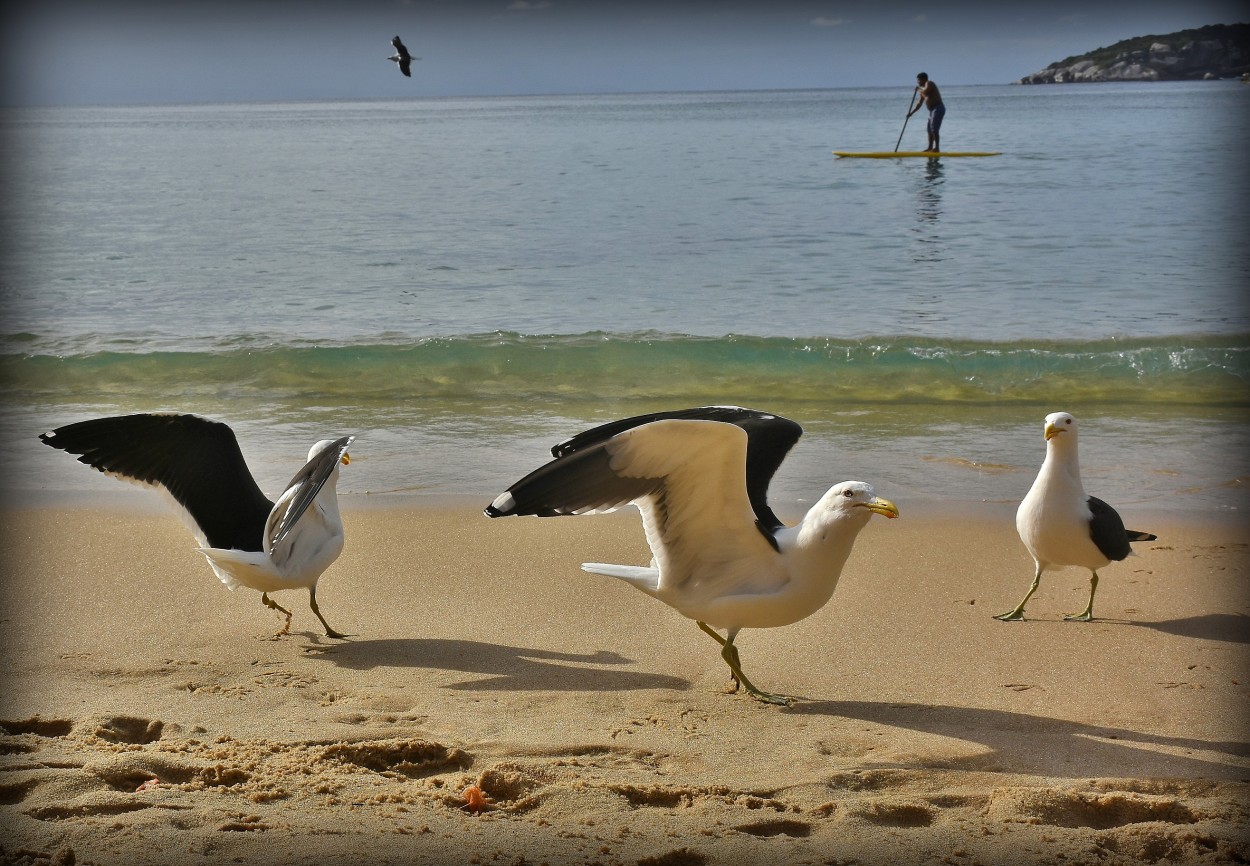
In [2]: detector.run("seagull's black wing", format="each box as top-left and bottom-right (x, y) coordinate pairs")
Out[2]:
(388, 36), (415, 75)
(487, 407), (803, 545)
(485, 437), (653, 519)
(267, 436), (353, 549)
(40, 413), (273, 552)
(1086, 495), (1154, 561)
(547, 406), (802, 536)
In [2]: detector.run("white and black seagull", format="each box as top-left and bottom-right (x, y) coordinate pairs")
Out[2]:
(40, 413), (354, 638)
(996, 411), (1156, 622)
(485, 406), (899, 705)
(387, 35), (417, 77)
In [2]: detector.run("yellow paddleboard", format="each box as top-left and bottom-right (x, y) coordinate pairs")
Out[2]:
(833, 151), (1001, 158)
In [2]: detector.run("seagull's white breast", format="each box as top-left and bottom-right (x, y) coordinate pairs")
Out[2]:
(1016, 462), (1109, 571)
(202, 474), (345, 594)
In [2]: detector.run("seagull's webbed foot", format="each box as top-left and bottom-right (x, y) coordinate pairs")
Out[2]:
(309, 586), (348, 639)
(994, 571), (1042, 622)
(729, 653), (792, 706)
(744, 685), (792, 706)
(1063, 571), (1098, 622)
(697, 623), (791, 706)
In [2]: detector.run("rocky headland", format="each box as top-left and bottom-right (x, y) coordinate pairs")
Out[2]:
(1018, 22), (1249, 83)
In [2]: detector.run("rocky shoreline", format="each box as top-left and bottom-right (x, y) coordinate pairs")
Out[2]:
(1018, 22), (1249, 84)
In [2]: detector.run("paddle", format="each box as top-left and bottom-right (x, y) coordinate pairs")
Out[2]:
(895, 89), (918, 152)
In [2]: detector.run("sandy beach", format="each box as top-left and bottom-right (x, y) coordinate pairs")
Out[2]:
(1, 498), (1247, 866)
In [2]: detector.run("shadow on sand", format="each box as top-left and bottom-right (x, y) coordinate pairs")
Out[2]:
(787, 699), (1250, 780)
(301, 637), (691, 693)
(1128, 613), (1250, 645)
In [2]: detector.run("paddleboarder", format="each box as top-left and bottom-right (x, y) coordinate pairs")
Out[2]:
(907, 72), (944, 153)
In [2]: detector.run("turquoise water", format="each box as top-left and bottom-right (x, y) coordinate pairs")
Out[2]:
(5, 333), (1247, 410)
(2, 84), (1247, 512)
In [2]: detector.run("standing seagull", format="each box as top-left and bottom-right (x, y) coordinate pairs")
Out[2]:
(485, 406), (898, 705)
(996, 411), (1156, 622)
(40, 413), (354, 638)
(387, 35), (417, 77)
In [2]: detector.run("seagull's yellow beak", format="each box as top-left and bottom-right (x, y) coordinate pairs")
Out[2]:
(1044, 423), (1064, 441)
(341, 453), (352, 466)
(865, 497), (899, 519)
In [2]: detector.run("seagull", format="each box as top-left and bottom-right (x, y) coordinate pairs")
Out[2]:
(996, 411), (1156, 622)
(485, 406), (899, 705)
(40, 413), (354, 638)
(387, 35), (418, 77)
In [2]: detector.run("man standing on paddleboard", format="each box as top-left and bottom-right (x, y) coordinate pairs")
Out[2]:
(907, 72), (944, 152)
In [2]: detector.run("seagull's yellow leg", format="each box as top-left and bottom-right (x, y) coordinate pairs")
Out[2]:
(309, 586), (347, 639)
(261, 592), (293, 636)
(262, 592), (291, 617)
(696, 620), (728, 646)
(696, 622), (790, 706)
(994, 565), (1043, 622)
(697, 620), (738, 691)
(1063, 571), (1098, 622)
(722, 638), (791, 706)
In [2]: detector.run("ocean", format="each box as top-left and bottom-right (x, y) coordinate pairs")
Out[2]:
(2, 82), (1247, 516)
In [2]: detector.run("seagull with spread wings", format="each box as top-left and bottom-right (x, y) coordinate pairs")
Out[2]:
(388, 35), (418, 77)
(41, 413), (354, 638)
(486, 406), (898, 705)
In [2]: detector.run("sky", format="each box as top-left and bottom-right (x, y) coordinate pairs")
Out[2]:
(3, 0), (1246, 106)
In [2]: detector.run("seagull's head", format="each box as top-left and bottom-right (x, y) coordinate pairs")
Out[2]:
(308, 436), (354, 467)
(1043, 411), (1078, 443)
(816, 481), (899, 523)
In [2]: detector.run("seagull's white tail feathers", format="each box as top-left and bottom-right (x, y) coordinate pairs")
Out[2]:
(198, 547), (285, 594)
(581, 562), (661, 596)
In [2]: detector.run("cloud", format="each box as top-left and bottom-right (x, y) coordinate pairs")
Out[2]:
(507, 1), (553, 10)
(810, 16), (847, 27)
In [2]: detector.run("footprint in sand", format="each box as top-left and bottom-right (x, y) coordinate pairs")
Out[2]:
(0, 717), (74, 738)
(985, 787), (1199, 829)
(321, 739), (470, 778)
(90, 715), (164, 744)
(732, 817), (813, 837)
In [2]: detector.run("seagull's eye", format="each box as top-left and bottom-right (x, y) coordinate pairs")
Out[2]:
(842, 489), (854, 498)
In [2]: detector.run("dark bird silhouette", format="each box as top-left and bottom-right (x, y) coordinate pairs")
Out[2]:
(388, 35), (416, 77)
